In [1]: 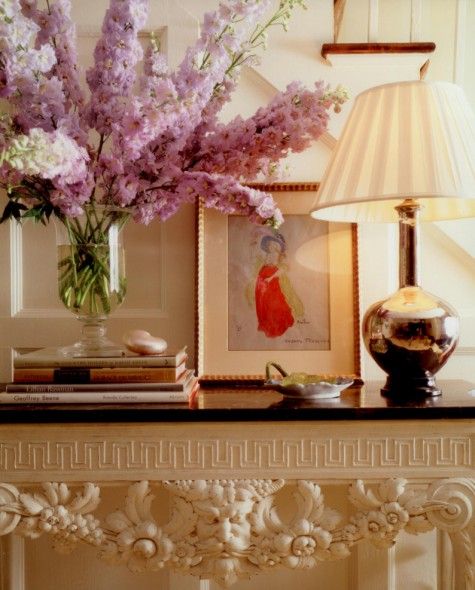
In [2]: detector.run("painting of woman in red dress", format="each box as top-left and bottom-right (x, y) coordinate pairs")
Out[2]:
(255, 233), (304, 338)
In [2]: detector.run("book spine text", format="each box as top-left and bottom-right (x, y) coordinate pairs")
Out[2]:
(14, 352), (186, 369)
(13, 365), (185, 383)
(0, 391), (190, 404)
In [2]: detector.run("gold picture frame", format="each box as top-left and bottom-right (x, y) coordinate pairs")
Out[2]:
(196, 183), (360, 378)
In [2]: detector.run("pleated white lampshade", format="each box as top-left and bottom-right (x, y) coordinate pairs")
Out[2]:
(311, 80), (475, 223)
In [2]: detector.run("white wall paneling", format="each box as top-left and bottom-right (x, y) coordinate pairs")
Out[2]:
(367, 0), (379, 42)
(453, 0), (467, 85)
(410, 0), (423, 42)
(438, 530), (455, 590)
(355, 543), (396, 590)
(0, 536), (26, 590)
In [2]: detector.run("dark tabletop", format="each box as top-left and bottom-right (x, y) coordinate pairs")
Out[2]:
(0, 380), (475, 424)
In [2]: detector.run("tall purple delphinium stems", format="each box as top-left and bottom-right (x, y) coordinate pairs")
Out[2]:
(0, 0), (347, 227)
(20, 0), (86, 141)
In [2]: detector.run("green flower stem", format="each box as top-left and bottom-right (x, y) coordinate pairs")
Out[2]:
(57, 207), (128, 318)
(65, 230), (79, 288)
(99, 276), (111, 314)
(76, 270), (95, 308)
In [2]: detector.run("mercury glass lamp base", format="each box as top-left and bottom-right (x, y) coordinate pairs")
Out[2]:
(363, 286), (459, 400)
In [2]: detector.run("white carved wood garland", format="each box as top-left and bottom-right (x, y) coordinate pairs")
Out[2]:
(0, 478), (473, 587)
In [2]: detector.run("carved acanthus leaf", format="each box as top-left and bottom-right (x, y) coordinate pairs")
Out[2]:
(2, 482), (104, 553)
(102, 480), (174, 572)
(340, 478), (438, 549)
(0, 483), (22, 535)
(0, 477), (473, 588)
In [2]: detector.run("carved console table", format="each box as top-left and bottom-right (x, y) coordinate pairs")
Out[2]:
(0, 381), (474, 589)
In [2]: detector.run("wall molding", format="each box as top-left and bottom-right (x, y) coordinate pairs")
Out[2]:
(9, 222), (23, 318)
(453, 0), (468, 85)
(13, 308), (167, 319)
(454, 347), (475, 357)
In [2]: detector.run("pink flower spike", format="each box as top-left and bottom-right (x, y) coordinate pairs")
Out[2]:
(0, 0), (346, 228)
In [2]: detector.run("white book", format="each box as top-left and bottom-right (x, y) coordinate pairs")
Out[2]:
(0, 389), (195, 404)
(14, 346), (188, 368)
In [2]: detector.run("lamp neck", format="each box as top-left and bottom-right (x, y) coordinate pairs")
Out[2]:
(396, 199), (421, 288)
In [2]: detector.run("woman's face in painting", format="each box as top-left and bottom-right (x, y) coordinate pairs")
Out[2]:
(265, 239), (285, 264)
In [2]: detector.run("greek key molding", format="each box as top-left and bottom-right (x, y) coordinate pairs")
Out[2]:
(0, 478), (474, 588)
(0, 436), (471, 476)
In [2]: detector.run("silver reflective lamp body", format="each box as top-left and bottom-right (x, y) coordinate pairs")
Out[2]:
(312, 81), (475, 398)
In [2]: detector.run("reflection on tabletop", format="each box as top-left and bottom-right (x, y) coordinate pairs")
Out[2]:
(195, 380), (475, 411)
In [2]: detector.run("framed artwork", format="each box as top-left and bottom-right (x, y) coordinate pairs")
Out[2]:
(196, 183), (360, 377)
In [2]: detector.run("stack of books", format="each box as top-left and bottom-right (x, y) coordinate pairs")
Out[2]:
(1, 346), (198, 404)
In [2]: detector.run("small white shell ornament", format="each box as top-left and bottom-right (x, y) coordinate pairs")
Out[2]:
(123, 330), (168, 355)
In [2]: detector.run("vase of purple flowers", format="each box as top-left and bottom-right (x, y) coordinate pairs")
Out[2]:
(0, 0), (347, 352)
(55, 206), (130, 357)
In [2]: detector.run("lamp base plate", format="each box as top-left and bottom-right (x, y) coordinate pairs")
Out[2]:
(381, 375), (442, 399)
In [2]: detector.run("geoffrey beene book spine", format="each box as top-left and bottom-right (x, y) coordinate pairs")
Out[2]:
(14, 347), (187, 368)
(13, 362), (186, 384)
(6, 370), (195, 392)
(0, 390), (191, 404)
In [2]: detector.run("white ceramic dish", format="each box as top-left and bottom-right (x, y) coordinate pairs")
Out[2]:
(264, 362), (353, 400)
(266, 376), (354, 399)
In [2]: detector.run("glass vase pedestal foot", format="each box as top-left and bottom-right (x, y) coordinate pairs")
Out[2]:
(59, 318), (125, 358)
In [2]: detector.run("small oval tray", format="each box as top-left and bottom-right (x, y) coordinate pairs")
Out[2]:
(265, 362), (353, 400)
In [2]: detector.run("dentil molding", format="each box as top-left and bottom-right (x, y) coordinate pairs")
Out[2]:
(0, 477), (474, 588)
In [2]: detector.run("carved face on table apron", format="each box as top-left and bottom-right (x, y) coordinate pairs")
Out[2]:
(194, 496), (253, 554)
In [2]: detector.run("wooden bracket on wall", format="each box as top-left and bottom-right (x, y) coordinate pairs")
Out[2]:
(321, 42), (436, 79)
(321, 42), (436, 60)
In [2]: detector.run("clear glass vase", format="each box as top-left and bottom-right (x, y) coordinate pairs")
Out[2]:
(55, 205), (130, 357)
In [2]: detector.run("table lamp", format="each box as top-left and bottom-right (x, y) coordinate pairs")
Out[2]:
(311, 80), (475, 399)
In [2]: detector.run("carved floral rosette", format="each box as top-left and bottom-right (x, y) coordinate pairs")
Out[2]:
(0, 477), (474, 587)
